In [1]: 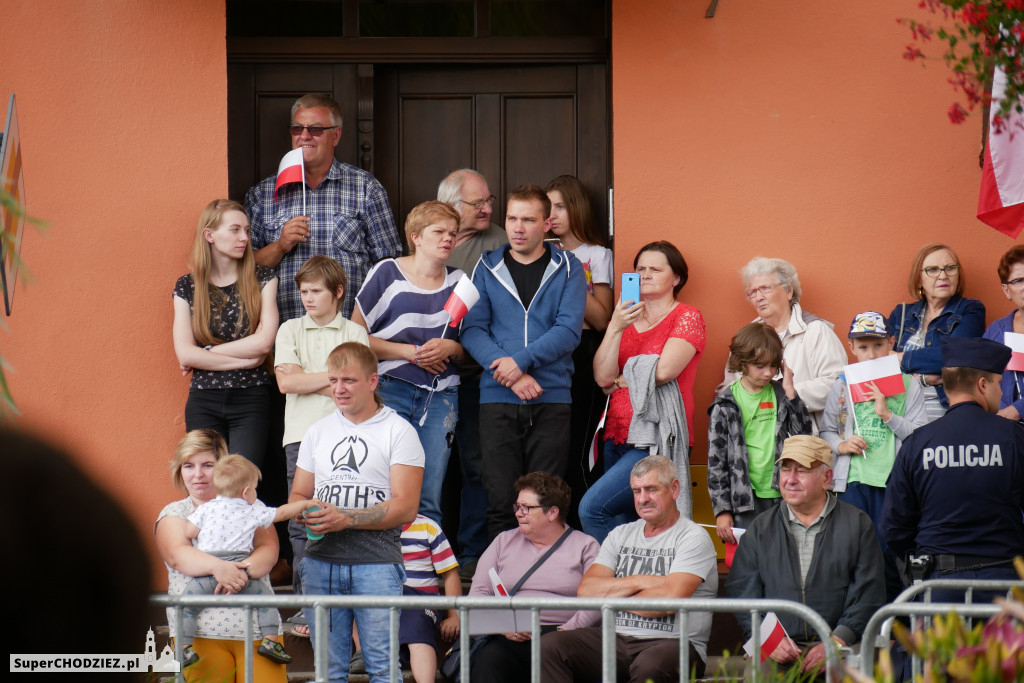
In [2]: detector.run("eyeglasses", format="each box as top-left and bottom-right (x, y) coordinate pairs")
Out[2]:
(288, 125), (339, 137)
(461, 195), (495, 209)
(512, 503), (545, 514)
(1005, 277), (1024, 288)
(745, 283), (780, 300)
(921, 265), (960, 278)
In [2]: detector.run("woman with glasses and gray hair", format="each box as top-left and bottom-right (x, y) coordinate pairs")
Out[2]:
(889, 243), (986, 421)
(718, 257), (847, 433)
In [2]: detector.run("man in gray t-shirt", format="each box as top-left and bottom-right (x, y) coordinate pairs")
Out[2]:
(541, 455), (718, 682)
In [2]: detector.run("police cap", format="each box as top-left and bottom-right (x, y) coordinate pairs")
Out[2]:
(940, 336), (1011, 374)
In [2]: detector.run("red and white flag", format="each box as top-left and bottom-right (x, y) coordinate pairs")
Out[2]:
(743, 612), (790, 663)
(275, 148), (305, 202)
(978, 65), (1024, 238)
(845, 355), (904, 403)
(443, 275), (480, 327)
(489, 568), (509, 597)
(1005, 332), (1024, 372)
(723, 527), (746, 569)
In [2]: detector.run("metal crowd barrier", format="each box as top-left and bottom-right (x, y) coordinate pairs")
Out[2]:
(152, 593), (839, 683)
(857, 579), (1018, 677)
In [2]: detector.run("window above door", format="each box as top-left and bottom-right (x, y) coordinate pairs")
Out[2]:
(227, 0), (608, 39)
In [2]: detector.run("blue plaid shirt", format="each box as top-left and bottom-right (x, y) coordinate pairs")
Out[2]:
(244, 159), (401, 321)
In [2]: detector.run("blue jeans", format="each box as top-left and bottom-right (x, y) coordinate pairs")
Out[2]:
(378, 376), (458, 525)
(299, 557), (406, 683)
(578, 441), (649, 543)
(455, 379), (488, 562)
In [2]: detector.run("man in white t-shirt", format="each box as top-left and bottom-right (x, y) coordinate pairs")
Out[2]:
(541, 455), (718, 682)
(290, 341), (425, 683)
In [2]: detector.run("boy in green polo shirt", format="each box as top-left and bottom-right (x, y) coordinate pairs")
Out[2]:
(708, 323), (813, 544)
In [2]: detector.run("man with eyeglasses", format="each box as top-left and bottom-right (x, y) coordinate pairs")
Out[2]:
(436, 169), (508, 578)
(438, 169), (507, 275)
(244, 93), (401, 321)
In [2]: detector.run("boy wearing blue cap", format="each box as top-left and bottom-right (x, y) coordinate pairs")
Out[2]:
(820, 312), (928, 532)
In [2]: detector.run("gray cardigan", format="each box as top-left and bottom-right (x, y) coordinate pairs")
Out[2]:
(624, 353), (692, 519)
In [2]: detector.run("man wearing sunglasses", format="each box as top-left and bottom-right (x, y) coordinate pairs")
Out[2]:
(245, 93), (401, 321)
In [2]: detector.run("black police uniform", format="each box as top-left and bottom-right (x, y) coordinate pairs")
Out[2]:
(880, 400), (1024, 582)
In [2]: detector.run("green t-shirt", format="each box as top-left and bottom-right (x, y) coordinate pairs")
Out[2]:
(730, 380), (781, 499)
(848, 374), (910, 488)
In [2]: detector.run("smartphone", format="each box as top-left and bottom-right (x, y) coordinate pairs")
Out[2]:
(621, 272), (640, 306)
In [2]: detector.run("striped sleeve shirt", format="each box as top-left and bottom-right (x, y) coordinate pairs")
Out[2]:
(356, 259), (464, 390)
(401, 514), (459, 593)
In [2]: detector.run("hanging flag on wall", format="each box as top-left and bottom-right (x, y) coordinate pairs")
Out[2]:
(978, 65), (1024, 238)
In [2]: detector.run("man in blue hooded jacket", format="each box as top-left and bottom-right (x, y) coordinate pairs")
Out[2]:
(462, 183), (587, 538)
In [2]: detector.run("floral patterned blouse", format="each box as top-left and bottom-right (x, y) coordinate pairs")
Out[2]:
(604, 302), (706, 444)
(172, 265), (276, 391)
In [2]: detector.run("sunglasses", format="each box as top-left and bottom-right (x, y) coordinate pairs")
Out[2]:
(288, 125), (338, 137)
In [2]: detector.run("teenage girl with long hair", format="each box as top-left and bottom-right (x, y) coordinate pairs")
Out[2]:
(172, 199), (279, 466)
(544, 175), (614, 525)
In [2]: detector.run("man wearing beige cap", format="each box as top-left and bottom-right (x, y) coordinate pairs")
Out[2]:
(727, 435), (885, 675)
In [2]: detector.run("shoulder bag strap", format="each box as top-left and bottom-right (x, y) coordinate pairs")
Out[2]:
(509, 527), (574, 596)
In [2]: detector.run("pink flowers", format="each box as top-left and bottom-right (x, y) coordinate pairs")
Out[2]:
(904, 45), (926, 61)
(901, 1), (1024, 127)
(948, 103), (969, 124)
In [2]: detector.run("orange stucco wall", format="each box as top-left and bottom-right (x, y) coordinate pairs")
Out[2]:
(5, 0), (1021, 574)
(612, 0), (1017, 460)
(1, 1), (227, 581)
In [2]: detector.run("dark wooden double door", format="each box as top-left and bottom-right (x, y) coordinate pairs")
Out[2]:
(228, 62), (610, 241)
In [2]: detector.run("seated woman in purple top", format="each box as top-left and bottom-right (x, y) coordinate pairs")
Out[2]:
(983, 245), (1024, 421)
(467, 473), (600, 683)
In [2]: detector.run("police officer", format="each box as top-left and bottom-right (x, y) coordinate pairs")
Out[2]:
(880, 335), (1024, 592)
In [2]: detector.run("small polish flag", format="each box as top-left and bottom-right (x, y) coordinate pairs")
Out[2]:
(1005, 332), (1024, 372)
(845, 355), (904, 403)
(443, 275), (480, 327)
(743, 612), (790, 663)
(587, 400), (609, 471)
(723, 528), (746, 569)
(489, 568), (509, 597)
(274, 148), (305, 201)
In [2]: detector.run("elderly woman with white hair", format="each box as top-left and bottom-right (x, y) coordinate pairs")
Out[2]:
(718, 257), (846, 432)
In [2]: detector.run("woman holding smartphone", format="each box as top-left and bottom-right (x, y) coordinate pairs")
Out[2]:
(578, 241), (705, 542)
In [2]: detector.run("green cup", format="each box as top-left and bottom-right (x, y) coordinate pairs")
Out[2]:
(304, 506), (324, 541)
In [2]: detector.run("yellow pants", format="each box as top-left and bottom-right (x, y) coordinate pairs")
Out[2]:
(186, 637), (287, 683)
